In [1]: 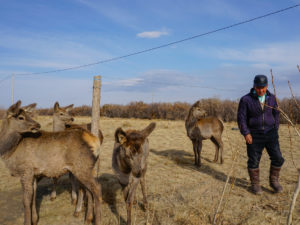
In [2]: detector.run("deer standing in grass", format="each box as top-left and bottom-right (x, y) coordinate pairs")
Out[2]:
(185, 100), (224, 167)
(112, 122), (156, 225)
(0, 101), (102, 225)
(51, 102), (104, 217)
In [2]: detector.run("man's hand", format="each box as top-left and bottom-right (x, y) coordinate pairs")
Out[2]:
(244, 134), (252, 144)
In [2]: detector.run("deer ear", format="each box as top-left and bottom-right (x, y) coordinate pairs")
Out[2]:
(7, 100), (22, 117)
(54, 102), (60, 112)
(64, 104), (74, 112)
(115, 128), (127, 144)
(22, 103), (37, 114)
(141, 122), (156, 138)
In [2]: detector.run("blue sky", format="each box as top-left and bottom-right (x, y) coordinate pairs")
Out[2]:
(0, 0), (300, 108)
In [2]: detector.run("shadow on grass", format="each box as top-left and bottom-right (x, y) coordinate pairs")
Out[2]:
(150, 148), (273, 194)
(97, 173), (127, 225)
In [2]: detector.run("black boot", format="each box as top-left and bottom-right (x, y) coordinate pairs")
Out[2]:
(269, 166), (283, 193)
(248, 168), (263, 194)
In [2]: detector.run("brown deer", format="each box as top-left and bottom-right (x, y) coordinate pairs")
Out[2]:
(112, 122), (156, 225)
(0, 101), (102, 225)
(51, 101), (104, 217)
(185, 100), (224, 167)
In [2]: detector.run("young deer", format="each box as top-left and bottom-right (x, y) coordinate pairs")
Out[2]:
(112, 122), (156, 225)
(185, 100), (224, 167)
(0, 101), (102, 225)
(52, 101), (104, 217)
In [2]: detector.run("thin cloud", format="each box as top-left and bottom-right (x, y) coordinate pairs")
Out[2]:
(137, 30), (169, 39)
(214, 41), (300, 68)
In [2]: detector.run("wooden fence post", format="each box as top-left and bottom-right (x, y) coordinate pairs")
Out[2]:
(91, 75), (101, 177)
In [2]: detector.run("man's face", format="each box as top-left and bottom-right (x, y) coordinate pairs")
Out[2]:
(254, 85), (268, 96)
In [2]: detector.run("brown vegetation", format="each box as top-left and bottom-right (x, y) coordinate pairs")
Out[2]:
(31, 97), (300, 124)
(0, 116), (299, 225)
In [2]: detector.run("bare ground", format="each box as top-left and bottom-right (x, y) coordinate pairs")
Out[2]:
(0, 116), (299, 225)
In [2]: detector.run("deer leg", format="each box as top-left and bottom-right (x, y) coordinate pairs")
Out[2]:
(123, 179), (139, 225)
(50, 178), (57, 201)
(21, 174), (34, 225)
(74, 174), (102, 225)
(70, 173), (78, 205)
(32, 178), (38, 225)
(211, 137), (219, 163)
(192, 139), (198, 166)
(211, 135), (224, 164)
(197, 140), (202, 167)
(73, 186), (84, 217)
(219, 138), (224, 164)
(85, 190), (94, 224)
(140, 175), (148, 210)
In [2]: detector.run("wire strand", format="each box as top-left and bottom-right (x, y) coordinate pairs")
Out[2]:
(11, 4), (299, 77)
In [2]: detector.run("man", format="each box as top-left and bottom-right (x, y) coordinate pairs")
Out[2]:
(237, 74), (284, 194)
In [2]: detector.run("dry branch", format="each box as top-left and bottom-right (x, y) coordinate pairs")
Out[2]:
(288, 81), (300, 111)
(270, 69), (300, 225)
(287, 169), (300, 225)
(212, 130), (240, 224)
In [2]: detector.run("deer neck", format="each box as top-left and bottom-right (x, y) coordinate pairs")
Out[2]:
(185, 109), (199, 138)
(0, 121), (22, 158)
(186, 109), (197, 126)
(53, 116), (66, 131)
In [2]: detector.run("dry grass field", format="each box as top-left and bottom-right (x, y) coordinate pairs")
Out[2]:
(0, 116), (299, 225)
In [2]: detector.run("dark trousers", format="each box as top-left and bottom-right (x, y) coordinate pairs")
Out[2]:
(247, 128), (284, 169)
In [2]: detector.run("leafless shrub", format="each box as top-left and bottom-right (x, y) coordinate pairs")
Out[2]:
(0, 107), (5, 119)
(29, 97), (300, 123)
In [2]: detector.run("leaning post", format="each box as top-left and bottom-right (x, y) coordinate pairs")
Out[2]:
(91, 75), (101, 177)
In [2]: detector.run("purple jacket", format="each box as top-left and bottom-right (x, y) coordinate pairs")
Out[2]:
(237, 88), (280, 136)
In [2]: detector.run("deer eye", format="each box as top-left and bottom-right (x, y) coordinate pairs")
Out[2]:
(60, 113), (64, 116)
(18, 116), (25, 120)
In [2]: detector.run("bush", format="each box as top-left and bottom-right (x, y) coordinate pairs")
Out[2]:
(28, 97), (299, 123)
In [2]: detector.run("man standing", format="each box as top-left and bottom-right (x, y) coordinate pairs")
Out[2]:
(237, 74), (284, 194)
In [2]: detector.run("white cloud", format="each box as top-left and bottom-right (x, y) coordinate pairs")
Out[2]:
(104, 78), (144, 87)
(137, 30), (169, 39)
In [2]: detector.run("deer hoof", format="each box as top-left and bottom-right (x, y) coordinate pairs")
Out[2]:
(85, 218), (92, 224)
(73, 211), (80, 217)
(50, 196), (56, 201)
(143, 202), (148, 211)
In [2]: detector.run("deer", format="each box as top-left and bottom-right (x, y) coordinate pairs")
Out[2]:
(51, 101), (104, 217)
(112, 122), (156, 225)
(185, 100), (224, 167)
(0, 101), (102, 225)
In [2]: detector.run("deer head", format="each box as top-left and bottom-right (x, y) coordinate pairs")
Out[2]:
(191, 101), (207, 118)
(115, 122), (156, 178)
(5, 100), (40, 133)
(53, 102), (74, 125)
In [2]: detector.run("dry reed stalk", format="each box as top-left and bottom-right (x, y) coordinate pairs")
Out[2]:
(212, 127), (241, 225)
(286, 169), (300, 225)
(288, 81), (300, 111)
(287, 124), (298, 169)
(270, 69), (300, 225)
